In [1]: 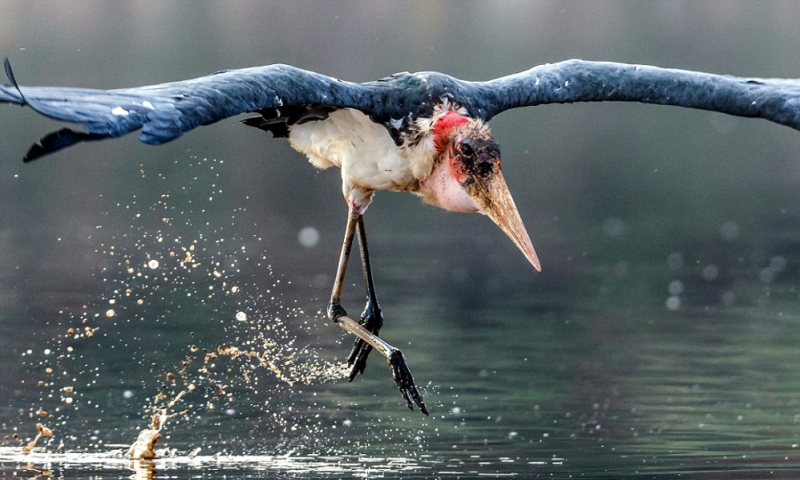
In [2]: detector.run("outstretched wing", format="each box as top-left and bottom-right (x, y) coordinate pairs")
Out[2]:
(0, 59), (387, 161)
(468, 60), (800, 130)
(5, 59), (800, 162)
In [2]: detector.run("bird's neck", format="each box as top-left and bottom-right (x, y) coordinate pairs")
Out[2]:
(414, 110), (485, 212)
(417, 154), (480, 213)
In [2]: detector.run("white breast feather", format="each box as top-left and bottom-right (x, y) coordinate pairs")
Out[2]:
(288, 109), (437, 209)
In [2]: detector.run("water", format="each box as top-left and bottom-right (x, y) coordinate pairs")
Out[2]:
(3, 1), (800, 478)
(3, 177), (800, 477)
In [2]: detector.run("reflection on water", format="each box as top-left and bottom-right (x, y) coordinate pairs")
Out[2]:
(0, 448), (430, 478)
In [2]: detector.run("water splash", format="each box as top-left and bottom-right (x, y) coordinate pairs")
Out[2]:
(12, 156), (373, 459)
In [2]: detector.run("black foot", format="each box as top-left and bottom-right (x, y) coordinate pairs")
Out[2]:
(347, 339), (373, 380)
(346, 302), (383, 380)
(388, 349), (428, 415)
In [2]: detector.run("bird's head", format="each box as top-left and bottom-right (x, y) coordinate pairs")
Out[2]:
(421, 111), (541, 272)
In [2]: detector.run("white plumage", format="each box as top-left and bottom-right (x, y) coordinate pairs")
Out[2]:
(289, 109), (434, 213)
(288, 106), (477, 214)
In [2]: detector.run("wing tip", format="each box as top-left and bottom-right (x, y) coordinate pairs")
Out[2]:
(3, 57), (26, 104)
(23, 128), (109, 162)
(3, 57), (12, 82)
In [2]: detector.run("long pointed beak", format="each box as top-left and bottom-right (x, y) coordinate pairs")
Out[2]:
(467, 170), (541, 272)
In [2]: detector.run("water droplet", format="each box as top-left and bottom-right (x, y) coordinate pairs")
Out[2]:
(769, 255), (786, 273)
(722, 291), (736, 306)
(666, 296), (681, 310)
(235, 311), (247, 322)
(702, 265), (719, 281)
(668, 280), (684, 296)
(147, 259), (159, 269)
(298, 226), (320, 248)
(667, 252), (683, 270)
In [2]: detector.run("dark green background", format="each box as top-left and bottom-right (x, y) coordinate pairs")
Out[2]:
(2, 2), (800, 477)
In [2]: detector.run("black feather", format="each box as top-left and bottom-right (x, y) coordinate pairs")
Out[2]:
(241, 105), (337, 138)
(24, 128), (108, 162)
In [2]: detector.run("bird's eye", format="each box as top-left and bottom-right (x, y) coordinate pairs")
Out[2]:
(460, 142), (474, 157)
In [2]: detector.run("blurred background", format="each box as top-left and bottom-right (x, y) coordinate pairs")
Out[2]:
(1, 1), (800, 477)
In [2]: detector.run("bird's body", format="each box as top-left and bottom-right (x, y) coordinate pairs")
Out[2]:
(4, 58), (800, 414)
(285, 102), (492, 214)
(288, 107), (432, 211)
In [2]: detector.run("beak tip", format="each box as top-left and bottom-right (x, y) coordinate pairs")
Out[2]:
(529, 254), (542, 272)
(475, 170), (542, 273)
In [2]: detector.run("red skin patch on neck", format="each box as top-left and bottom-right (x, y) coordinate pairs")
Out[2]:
(432, 111), (470, 153)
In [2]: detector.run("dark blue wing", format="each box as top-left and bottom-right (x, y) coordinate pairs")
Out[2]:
(467, 60), (800, 130)
(5, 58), (800, 162)
(0, 59), (380, 161)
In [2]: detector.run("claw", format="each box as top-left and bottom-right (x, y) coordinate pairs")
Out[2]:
(347, 339), (373, 381)
(346, 300), (383, 379)
(388, 349), (428, 415)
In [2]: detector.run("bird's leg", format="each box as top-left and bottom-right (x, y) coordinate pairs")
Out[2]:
(327, 207), (428, 414)
(346, 215), (383, 379)
(326, 208), (358, 323)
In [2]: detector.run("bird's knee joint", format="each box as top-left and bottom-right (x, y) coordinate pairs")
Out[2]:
(327, 302), (347, 323)
(361, 303), (384, 324)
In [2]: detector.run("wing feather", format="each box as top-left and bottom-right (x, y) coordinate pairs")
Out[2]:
(471, 60), (800, 130)
(4, 58), (800, 162)
(1, 60), (376, 160)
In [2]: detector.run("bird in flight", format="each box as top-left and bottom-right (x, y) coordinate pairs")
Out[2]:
(3, 58), (800, 414)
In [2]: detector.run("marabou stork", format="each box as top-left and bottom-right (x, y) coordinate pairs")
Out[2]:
(3, 59), (800, 414)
